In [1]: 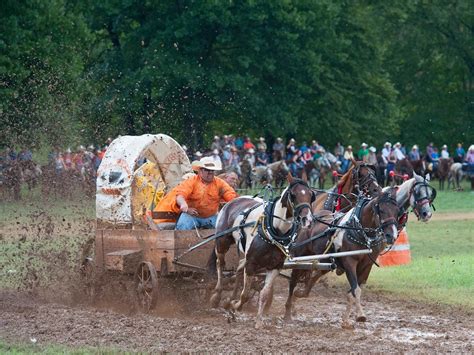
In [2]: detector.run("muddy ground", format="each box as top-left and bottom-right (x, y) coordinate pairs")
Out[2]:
(1, 277), (473, 352)
(1, 210), (473, 352)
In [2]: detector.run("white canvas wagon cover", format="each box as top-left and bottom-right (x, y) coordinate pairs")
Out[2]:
(96, 134), (191, 224)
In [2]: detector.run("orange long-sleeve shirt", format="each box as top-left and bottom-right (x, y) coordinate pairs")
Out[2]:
(153, 175), (237, 222)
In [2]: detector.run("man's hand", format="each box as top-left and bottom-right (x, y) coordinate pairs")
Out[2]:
(177, 195), (199, 217)
(186, 207), (199, 217)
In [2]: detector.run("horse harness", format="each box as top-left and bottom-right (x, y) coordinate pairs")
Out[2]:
(255, 180), (315, 256)
(344, 193), (398, 249)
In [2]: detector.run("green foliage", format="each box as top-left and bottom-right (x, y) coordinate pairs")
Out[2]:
(0, 1), (471, 149)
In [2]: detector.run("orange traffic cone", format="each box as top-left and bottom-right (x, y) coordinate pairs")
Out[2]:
(377, 228), (411, 266)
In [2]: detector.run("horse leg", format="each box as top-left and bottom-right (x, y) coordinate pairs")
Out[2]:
(341, 261), (359, 329)
(284, 270), (300, 320)
(209, 237), (232, 307)
(255, 269), (279, 329)
(231, 270), (256, 312)
(294, 270), (328, 298)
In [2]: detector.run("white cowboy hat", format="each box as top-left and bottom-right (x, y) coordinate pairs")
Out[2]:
(347, 145), (352, 149)
(212, 149), (219, 155)
(259, 137), (265, 141)
(195, 156), (222, 171)
(276, 137), (283, 142)
(384, 142), (392, 147)
(412, 145), (418, 150)
(213, 135), (219, 140)
(369, 146), (376, 153)
(394, 142), (401, 147)
(248, 148), (255, 154)
(181, 145), (187, 151)
(361, 142), (368, 147)
(442, 144), (447, 149)
(194, 151), (203, 157)
(289, 138), (295, 143)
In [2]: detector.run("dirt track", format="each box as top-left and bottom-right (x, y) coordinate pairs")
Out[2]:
(1, 210), (473, 352)
(1, 280), (473, 352)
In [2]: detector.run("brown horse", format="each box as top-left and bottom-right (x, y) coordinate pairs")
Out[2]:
(285, 188), (400, 328)
(312, 161), (381, 213)
(208, 174), (315, 328)
(434, 158), (452, 190)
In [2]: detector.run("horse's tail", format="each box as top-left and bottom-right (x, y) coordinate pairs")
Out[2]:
(206, 247), (217, 276)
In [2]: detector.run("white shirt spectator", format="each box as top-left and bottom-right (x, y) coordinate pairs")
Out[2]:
(393, 147), (405, 160)
(440, 149), (449, 159)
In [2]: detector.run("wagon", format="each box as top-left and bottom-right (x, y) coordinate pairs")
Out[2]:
(84, 134), (239, 310)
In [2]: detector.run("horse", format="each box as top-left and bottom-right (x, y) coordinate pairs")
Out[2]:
(313, 152), (339, 189)
(410, 159), (425, 176)
(267, 160), (289, 188)
(448, 163), (464, 190)
(312, 161), (382, 214)
(394, 159), (414, 184)
(284, 188), (400, 328)
(286, 173), (436, 317)
(434, 158), (452, 190)
(252, 165), (273, 188)
(239, 159), (253, 189)
(208, 174), (315, 329)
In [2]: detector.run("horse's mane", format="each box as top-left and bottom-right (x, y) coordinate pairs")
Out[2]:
(337, 164), (354, 193)
(383, 177), (415, 206)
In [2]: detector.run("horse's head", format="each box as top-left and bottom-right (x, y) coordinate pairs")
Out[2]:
(370, 187), (399, 245)
(281, 174), (315, 228)
(352, 162), (381, 197)
(411, 173), (436, 222)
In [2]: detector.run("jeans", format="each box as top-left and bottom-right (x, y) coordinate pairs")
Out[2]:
(175, 213), (218, 230)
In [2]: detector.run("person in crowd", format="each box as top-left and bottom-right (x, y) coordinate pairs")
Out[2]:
(6, 147), (17, 162)
(310, 140), (322, 155)
(153, 157), (237, 230)
(299, 142), (309, 154)
(342, 145), (354, 172)
(400, 143), (407, 156)
(425, 142), (435, 161)
(465, 145), (474, 164)
(244, 148), (256, 168)
(290, 150), (305, 177)
(63, 148), (73, 170)
(286, 138), (297, 161)
(243, 136), (256, 152)
(222, 145), (232, 168)
(357, 143), (369, 162)
(272, 137), (285, 161)
(302, 146), (313, 162)
(72, 146), (85, 175)
(18, 149), (33, 161)
(222, 135), (231, 147)
(454, 143), (465, 163)
(393, 142), (405, 161)
(228, 147), (241, 176)
(367, 146), (377, 166)
(211, 149), (222, 170)
(211, 136), (221, 152)
(54, 150), (66, 176)
(440, 144), (450, 159)
(256, 137), (267, 152)
(193, 151), (203, 161)
(382, 142), (392, 163)
(386, 147), (397, 185)
(408, 145), (420, 161)
(256, 146), (269, 166)
(334, 142), (344, 161)
(234, 136), (244, 150)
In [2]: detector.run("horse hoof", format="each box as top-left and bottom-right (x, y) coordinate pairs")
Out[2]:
(341, 321), (354, 330)
(294, 290), (308, 298)
(356, 315), (367, 322)
(255, 320), (264, 329)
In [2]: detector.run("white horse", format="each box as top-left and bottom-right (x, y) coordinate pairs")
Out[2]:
(208, 175), (314, 328)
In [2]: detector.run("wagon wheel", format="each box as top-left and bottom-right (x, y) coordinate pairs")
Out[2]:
(135, 261), (159, 311)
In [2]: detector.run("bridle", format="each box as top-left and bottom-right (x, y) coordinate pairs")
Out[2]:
(411, 180), (437, 218)
(352, 163), (379, 196)
(283, 179), (315, 222)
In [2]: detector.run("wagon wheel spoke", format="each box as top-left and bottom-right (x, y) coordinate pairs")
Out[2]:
(135, 261), (159, 311)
